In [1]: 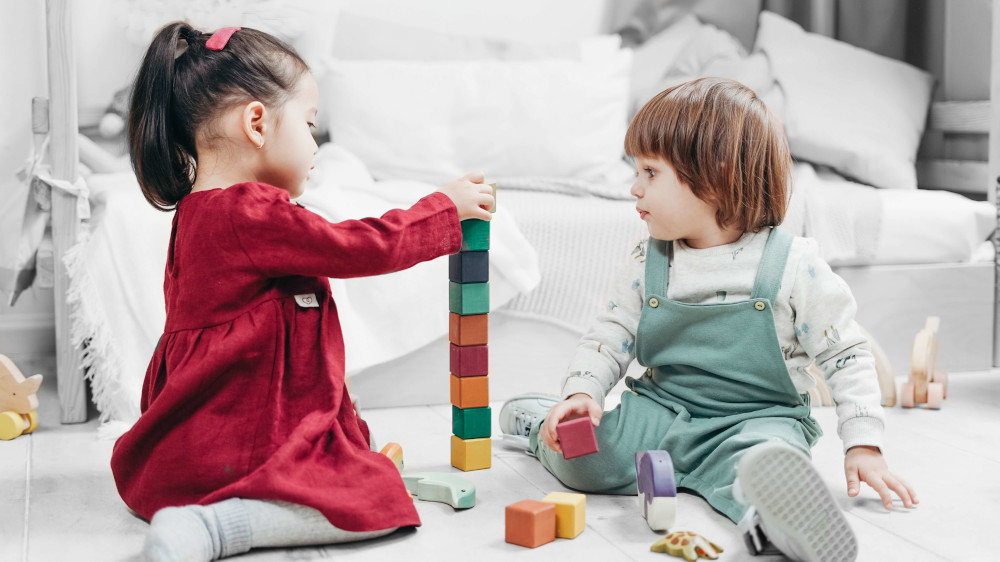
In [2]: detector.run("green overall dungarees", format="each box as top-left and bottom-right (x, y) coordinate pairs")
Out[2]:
(529, 228), (823, 522)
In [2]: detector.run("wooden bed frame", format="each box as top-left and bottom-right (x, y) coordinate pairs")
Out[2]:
(39, 0), (1000, 422)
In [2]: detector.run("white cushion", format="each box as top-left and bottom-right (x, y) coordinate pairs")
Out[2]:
(321, 47), (632, 184)
(331, 11), (597, 62)
(755, 11), (934, 190)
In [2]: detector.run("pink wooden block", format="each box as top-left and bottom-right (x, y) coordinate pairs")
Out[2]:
(450, 343), (488, 377)
(556, 417), (599, 460)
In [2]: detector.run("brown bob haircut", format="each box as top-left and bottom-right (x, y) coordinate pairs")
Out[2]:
(624, 77), (792, 233)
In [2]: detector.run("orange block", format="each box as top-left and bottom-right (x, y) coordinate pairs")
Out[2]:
(449, 313), (489, 346)
(450, 374), (489, 409)
(505, 500), (556, 548)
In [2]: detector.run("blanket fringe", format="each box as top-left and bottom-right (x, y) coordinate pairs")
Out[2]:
(64, 234), (140, 437)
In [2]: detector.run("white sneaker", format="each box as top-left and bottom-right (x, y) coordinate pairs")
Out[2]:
(498, 393), (559, 449)
(736, 442), (858, 562)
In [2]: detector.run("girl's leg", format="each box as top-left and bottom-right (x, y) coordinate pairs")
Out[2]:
(529, 391), (676, 495)
(243, 499), (396, 548)
(140, 498), (396, 562)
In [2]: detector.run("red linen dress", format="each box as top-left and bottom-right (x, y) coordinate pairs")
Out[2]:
(111, 182), (461, 532)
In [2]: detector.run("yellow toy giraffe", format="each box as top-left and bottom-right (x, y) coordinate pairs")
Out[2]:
(0, 354), (42, 440)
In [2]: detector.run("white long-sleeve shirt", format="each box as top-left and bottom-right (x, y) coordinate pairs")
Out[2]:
(561, 230), (885, 453)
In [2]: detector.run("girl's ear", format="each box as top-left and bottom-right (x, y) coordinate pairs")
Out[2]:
(241, 101), (267, 149)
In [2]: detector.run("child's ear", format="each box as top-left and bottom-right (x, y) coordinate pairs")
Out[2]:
(241, 101), (267, 149)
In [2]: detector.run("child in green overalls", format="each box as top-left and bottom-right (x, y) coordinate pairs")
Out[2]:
(500, 77), (917, 562)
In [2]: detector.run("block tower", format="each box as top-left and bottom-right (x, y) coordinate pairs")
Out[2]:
(449, 183), (495, 471)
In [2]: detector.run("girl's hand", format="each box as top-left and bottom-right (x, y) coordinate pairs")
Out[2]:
(539, 393), (602, 454)
(844, 445), (918, 510)
(438, 171), (495, 221)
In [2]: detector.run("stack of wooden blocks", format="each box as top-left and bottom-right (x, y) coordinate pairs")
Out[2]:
(449, 184), (495, 471)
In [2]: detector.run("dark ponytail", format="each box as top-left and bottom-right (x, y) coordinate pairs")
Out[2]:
(128, 22), (308, 211)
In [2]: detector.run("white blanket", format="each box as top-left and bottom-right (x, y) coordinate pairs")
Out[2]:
(66, 144), (540, 430)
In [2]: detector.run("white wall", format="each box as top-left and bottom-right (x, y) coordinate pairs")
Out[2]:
(0, 0), (56, 357)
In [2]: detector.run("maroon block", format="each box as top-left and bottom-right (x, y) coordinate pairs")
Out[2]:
(450, 343), (488, 377)
(556, 417), (599, 460)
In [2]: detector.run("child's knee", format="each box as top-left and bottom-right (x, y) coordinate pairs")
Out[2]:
(537, 440), (638, 495)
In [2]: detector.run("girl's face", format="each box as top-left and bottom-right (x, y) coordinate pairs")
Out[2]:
(258, 73), (319, 198)
(630, 155), (726, 249)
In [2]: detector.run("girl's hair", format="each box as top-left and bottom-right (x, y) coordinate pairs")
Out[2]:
(624, 77), (791, 232)
(128, 23), (309, 211)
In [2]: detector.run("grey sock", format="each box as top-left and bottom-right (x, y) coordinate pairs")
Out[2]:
(141, 499), (251, 562)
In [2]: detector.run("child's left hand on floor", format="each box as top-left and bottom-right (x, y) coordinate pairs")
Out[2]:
(844, 445), (918, 510)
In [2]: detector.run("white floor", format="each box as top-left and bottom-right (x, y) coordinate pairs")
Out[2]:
(3, 357), (999, 562)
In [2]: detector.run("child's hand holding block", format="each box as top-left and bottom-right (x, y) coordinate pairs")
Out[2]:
(555, 416), (599, 460)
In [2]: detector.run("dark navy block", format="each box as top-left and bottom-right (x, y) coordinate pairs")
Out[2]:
(449, 251), (489, 284)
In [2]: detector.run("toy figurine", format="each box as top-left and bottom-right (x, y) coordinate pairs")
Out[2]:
(0, 354), (43, 440)
(651, 531), (724, 561)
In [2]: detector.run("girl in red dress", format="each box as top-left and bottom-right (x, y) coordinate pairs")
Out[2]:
(111, 23), (494, 562)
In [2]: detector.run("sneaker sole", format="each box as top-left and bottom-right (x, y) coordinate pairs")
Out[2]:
(738, 442), (858, 562)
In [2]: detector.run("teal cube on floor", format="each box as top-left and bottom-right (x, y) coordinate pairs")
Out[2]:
(453, 406), (492, 439)
(449, 282), (489, 315)
(461, 220), (490, 251)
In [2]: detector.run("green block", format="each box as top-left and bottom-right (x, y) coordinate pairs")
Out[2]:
(453, 406), (492, 439)
(461, 219), (490, 251)
(449, 282), (489, 315)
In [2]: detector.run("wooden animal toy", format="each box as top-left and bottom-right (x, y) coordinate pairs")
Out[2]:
(901, 316), (948, 409)
(556, 416), (599, 459)
(651, 531), (724, 561)
(401, 472), (476, 509)
(0, 354), (42, 440)
(505, 499), (556, 548)
(636, 450), (677, 531)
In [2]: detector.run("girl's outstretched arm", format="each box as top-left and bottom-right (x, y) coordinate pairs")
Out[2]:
(226, 182), (465, 279)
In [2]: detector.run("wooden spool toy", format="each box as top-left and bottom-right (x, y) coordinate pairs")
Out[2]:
(900, 316), (948, 409)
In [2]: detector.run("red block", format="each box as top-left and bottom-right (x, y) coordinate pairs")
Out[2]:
(450, 343), (488, 377)
(505, 500), (556, 548)
(556, 417), (599, 460)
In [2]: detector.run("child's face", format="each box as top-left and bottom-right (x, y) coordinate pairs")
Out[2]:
(259, 73), (319, 198)
(630, 155), (721, 248)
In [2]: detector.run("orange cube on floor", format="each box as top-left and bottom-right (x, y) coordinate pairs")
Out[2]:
(505, 500), (556, 548)
(450, 374), (489, 409)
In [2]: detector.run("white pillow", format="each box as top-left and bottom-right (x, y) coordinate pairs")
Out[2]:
(321, 48), (632, 184)
(628, 13), (704, 112)
(332, 11), (593, 61)
(754, 11), (934, 190)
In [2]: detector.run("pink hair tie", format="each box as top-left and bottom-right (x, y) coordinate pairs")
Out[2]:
(206, 27), (241, 51)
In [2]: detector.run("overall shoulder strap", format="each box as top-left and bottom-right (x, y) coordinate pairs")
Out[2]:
(644, 237), (670, 295)
(750, 227), (794, 302)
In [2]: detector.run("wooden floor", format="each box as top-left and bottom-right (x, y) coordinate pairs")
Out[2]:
(2, 354), (998, 561)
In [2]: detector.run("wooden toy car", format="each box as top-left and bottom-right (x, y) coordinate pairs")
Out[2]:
(900, 317), (947, 409)
(0, 354), (43, 440)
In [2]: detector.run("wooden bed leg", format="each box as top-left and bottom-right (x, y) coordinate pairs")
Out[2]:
(46, 0), (87, 423)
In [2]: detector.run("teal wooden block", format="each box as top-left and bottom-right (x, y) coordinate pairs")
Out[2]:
(453, 406), (492, 439)
(449, 282), (489, 315)
(461, 220), (490, 251)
